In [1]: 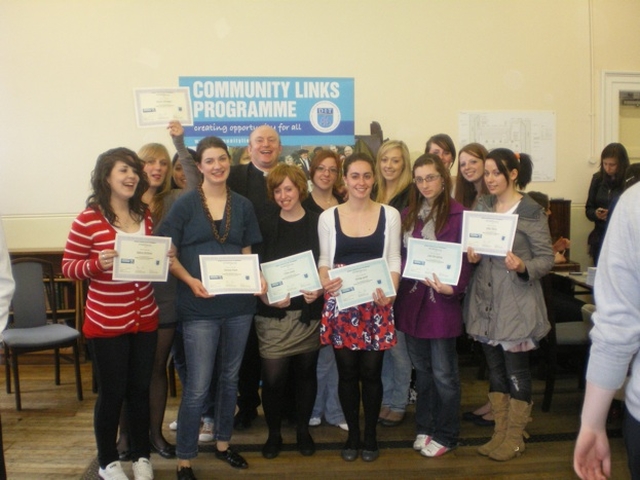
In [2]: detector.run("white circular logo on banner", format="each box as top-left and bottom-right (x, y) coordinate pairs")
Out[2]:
(309, 101), (341, 133)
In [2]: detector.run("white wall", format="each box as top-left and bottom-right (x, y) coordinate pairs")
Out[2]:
(2, 0), (640, 268)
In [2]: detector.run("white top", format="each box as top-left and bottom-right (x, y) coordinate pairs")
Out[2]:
(0, 219), (16, 332)
(317, 203), (401, 274)
(587, 182), (640, 421)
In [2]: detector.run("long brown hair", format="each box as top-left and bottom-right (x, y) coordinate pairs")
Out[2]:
(87, 147), (148, 226)
(454, 143), (489, 208)
(402, 154), (452, 235)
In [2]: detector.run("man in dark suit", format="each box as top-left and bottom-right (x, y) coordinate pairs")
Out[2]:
(227, 125), (282, 429)
(295, 149), (311, 179)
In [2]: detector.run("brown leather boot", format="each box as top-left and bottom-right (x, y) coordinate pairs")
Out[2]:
(489, 398), (532, 461)
(477, 392), (510, 456)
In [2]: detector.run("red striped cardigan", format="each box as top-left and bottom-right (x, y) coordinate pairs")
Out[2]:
(62, 207), (159, 338)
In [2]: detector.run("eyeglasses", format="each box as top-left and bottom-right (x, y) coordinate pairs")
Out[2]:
(316, 166), (339, 175)
(413, 174), (441, 184)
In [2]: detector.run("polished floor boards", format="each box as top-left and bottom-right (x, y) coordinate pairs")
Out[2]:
(0, 358), (631, 479)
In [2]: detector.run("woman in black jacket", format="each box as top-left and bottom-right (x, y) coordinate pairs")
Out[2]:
(585, 143), (629, 265)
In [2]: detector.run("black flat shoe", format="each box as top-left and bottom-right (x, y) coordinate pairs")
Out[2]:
(297, 431), (315, 456)
(151, 440), (176, 459)
(233, 410), (257, 430)
(341, 448), (358, 461)
(214, 446), (248, 469)
(361, 449), (380, 462)
(340, 439), (359, 462)
(118, 450), (131, 462)
(261, 434), (283, 459)
(176, 466), (197, 480)
(473, 416), (495, 427)
(462, 411), (483, 422)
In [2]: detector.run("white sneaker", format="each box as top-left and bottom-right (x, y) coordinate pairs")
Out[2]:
(413, 434), (432, 451)
(199, 421), (214, 442)
(98, 461), (129, 480)
(337, 423), (349, 431)
(132, 458), (154, 480)
(169, 420), (178, 431)
(420, 439), (451, 457)
(308, 417), (322, 427)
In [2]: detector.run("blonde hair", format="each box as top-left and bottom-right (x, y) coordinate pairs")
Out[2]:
(374, 140), (412, 204)
(138, 143), (172, 222)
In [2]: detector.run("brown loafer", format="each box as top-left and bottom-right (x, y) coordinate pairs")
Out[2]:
(378, 406), (391, 423)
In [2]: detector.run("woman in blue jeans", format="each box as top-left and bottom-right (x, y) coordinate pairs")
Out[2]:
(159, 135), (263, 480)
(394, 154), (471, 457)
(373, 140), (414, 427)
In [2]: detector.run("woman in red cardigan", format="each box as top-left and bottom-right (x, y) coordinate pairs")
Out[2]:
(63, 147), (159, 480)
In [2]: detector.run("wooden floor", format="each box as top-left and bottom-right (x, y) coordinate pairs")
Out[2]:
(0, 356), (631, 480)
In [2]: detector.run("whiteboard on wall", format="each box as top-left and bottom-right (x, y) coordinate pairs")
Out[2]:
(458, 111), (556, 181)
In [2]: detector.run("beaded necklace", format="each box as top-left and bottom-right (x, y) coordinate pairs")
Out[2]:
(198, 185), (232, 244)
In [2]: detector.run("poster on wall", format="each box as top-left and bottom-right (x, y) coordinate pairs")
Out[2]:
(458, 111), (556, 182)
(178, 76), (354, 158)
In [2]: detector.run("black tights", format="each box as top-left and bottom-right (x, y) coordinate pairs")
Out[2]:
(261, 350), (319, 437)
(118, 326), (175, 452)
(334, 348), (385, 450)
(149, 327), (175, 447)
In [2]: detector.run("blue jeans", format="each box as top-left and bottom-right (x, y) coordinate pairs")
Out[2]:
(311, 345), (345, 425)
(176, 315), (253, 459)
(405, 335), (460, 449)
(623, 406), (640, 479)
(381, 330), (412, 412)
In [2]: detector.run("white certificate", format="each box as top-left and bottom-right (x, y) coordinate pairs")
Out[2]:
(461, 211), (518, 256)
(134, 87), (193, 128)
(403, 238), (463, 286)
(112, 234), (171, 282)
(199, 254), (261, 295)
(261, 250), (322, 304)
(328, 258), (396, 311)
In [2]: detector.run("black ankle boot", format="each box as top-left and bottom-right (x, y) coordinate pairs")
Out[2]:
(261, 433), (283, 459)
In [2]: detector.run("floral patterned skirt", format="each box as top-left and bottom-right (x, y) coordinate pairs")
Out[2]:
(320, 293), (396, 351)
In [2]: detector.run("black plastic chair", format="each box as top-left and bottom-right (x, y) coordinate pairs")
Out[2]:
(541, 274), (592, 412)
(3, 258), (83, 410)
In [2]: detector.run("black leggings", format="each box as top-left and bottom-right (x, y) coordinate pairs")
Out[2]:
(334, 348), (385, 450)
(481, 343), (531, 402)
(89, 332), (157, 468)
(261, 349), (319, 436)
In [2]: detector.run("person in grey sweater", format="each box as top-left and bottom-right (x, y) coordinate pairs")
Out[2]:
(574, 182), (640, 480)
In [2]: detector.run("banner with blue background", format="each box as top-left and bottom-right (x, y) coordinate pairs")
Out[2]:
(179, 76), (354, 148)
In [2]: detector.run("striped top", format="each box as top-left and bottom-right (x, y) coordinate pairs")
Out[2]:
(62, 207), (159, 338)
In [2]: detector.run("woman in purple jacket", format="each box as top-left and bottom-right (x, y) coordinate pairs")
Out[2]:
(394, 153), (471, 458)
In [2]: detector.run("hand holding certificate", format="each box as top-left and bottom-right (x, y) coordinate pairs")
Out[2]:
(261, 250), (322, 304)
(112, 234), (171, 282)
(328, 258), (396, 311)
(199, 254), (261, 295)
(134, 87), (193, 128)
(402, 238), (463, 286)
(461, 211), (518, 256)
